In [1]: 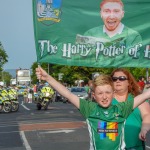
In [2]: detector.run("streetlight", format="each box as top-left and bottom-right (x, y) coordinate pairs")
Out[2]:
(58, 73), (64, 81)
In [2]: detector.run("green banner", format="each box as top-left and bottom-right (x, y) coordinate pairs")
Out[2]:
(32, 0), (150, 68)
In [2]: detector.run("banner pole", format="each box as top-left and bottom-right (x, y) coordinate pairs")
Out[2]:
(38, 63), (41, 83)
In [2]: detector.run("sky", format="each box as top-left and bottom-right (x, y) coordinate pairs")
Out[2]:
(0, 0), (37, 70)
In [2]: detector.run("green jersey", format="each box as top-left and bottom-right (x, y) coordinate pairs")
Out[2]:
(76, 25), (142, 67)
(83, 25), (142, 50)
(79, 99), (134, 150)
(112, 94), (144, 150)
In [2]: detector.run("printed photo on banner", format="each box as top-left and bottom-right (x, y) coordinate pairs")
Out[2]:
(33, 0), (150, 68)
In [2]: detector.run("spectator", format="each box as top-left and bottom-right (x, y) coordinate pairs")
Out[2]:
(88, 80), (93, 101)
(33, 84), (37, 93)
(145, 76), (150, 89)
(111, 68), (150, 150)
(28, 88), (33, 103)
(138, 76), (145, 92)
(23, 89), (28, 103)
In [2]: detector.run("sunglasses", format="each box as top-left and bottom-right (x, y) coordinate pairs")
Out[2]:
(112, 76), (128, 82)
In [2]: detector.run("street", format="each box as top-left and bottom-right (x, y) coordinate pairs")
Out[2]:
(0, 97), (149, 150)
(0, 97), (89, 150)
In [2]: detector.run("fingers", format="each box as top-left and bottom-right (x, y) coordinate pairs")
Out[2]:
(36, 66), (49, 81)
(139, 132), (146, 141)
(36, 67), (42, 80)
(140, 135), (146, 141)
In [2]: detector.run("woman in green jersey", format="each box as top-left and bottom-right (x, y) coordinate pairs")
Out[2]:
(111, 68), (150, 150)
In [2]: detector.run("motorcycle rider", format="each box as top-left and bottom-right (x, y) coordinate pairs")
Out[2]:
(40, 83), (55, 98)
(35, 83), (55, 110)
(7, 86), (19, 112)
(23, 88), (28, 103)
(7, 86), (18, 102)
(8, 86), (17, 96)
(28, 87), (33, 103)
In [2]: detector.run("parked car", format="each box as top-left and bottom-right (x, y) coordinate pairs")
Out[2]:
(70, 87), (88, 100)
(55, 91), (64, 102)
(55, 90), (69, 103)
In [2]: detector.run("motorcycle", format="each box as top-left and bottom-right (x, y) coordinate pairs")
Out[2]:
(8, 89), (19, 112)
(34, 86), (55, 110)
(0, 90), (12, 113)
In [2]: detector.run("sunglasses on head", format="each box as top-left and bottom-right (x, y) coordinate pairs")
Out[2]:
(112, 76), (128, 82)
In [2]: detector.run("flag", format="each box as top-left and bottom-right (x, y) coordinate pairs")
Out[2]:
(32, 0), (150, 68)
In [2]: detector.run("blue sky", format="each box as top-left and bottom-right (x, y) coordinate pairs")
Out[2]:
(0, 0), (36, 70)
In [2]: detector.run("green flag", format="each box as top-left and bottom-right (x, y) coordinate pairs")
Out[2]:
(32, 0), (150, 68)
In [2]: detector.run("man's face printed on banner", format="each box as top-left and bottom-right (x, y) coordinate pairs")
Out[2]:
(100, 2), (124, 31)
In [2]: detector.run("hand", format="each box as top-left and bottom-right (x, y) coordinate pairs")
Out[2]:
(139, 128), (148, 141)
(36, 67), (49, 81)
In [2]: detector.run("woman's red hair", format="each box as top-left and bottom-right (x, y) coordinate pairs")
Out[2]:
(111, 68), (141, 96)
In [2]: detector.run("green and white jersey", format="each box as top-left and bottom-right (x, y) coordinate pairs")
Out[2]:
(112, 94), (144, 149)
(83, 25), (142, 50)
(79, 99), (134, 150)
(75, 25), (142, 67)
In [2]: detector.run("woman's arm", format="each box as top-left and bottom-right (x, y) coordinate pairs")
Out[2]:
(138, 102), (150, 141)
(133, 88), (150, 109)
(36, 67), (80, 108)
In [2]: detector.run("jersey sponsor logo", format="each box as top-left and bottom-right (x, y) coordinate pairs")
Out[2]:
(97, 121), (118, 141)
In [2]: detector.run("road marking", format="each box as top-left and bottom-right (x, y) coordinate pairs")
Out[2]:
(40, 129), (75, 134)
(69, 111), (74, 113)
(21, 101), (30, 110)
(20, 131), (32, 150)
(20, 121), (86, 131)
(146, 145), (150, 149)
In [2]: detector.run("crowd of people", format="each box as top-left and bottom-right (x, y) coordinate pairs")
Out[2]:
(36, 66), (150, 150)
(2, 67), (149, 150)
(137, 76), (150, 93)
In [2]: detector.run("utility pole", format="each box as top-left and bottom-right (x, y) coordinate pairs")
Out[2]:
(48, 63), (50, 74)
(146, 68), (149, 81)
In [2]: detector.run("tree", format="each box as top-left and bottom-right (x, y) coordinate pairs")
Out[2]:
(0, 42), (8, 68)
(0, 42), (9, 85)
(31, 62), (148, 85)
(0, 71), (12, 86)
(31, 62), (114, 85)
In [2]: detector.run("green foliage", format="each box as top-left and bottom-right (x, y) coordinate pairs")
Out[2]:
(0, 41), (10, 85)
(118, 67), (148, 81)
(0, 42), (8, 68)
(0, 71), (12, 86)
(30, 62), (38, 84)
(31, 62), (149, 85)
